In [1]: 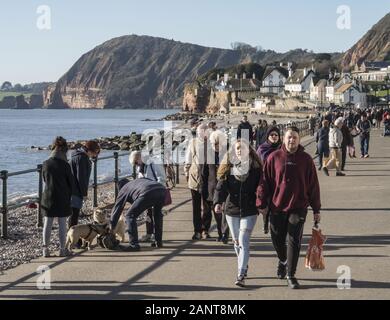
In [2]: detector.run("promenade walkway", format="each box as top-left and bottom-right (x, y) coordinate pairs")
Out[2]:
(0, 130), (389, 300)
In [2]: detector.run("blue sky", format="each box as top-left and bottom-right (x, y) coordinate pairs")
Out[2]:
(0, 0), (389, 84)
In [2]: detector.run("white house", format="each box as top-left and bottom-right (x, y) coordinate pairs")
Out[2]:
(285, 67), (316, 96)
(325, 73), (352, 102)
(261, 66), (289, 95)
(310, 78), (327, 103)
(334, 82), (367, 108)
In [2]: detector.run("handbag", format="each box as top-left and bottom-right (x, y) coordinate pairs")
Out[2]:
(149, 162), (172, 206)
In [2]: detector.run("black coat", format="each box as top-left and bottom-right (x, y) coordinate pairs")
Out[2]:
(316, 127), (329, 153)
(41, 157), (74, 218)
(237, 121), (254, 142)
(214, 167), (261, 217)
(69, 148), (92, 197)
(254, 126), (268, 148)
(341, 125), (353, 147)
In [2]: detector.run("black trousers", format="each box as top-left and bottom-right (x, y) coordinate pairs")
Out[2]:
(341, 146), (347, 171)
(68, 208), (80, 229)
(191, 190), (223, 235)
(270, 210), (307, 277)
(221, 212), (230, 237)
(145, 208), (154, 235)
(263, 209), (270, 231)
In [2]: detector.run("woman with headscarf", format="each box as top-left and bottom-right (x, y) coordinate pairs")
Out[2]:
(256, 126), (282, 234)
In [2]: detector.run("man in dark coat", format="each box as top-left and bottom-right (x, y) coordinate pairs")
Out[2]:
(315, 120), (330, 170)
(237, 115), (254, 144)
(110, 178), (167, 251)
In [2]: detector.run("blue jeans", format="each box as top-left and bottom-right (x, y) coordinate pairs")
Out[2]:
(360, 135), (370, 156)
(226, 214), (257, 276)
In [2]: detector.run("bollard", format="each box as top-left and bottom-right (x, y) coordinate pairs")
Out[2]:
(1, 170), (8, 239)
(114, 152), (119, 200)
(92, 157), (98, 208)
(37, 165), (43, 228)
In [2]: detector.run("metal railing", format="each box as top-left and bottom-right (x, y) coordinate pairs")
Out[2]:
(0, 151), (133, 239)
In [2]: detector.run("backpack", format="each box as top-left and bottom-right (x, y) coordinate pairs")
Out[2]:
(97, 233), (120, 250)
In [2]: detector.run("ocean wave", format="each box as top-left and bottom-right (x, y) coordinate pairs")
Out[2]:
(7, 192), (38, 205)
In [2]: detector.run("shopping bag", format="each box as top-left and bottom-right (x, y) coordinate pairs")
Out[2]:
(305, 224), (326, 271)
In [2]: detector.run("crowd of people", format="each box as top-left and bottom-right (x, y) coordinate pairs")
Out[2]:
(39, 107), (388, 289)
(316, 107), (390, 177)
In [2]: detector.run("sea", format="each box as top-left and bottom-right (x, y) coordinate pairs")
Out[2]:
(0, 109), (177, 203)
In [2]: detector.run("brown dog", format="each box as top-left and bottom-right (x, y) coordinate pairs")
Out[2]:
(66, 223), (110, 251)
(93, 203), (126, 242)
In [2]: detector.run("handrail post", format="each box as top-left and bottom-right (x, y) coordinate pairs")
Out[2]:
(114, 152), (119, 200)
(92, 157), (98, 208)
(1, 170), (8, 239)
(37, 165), (43, 228)
(175, 147), (180, 184)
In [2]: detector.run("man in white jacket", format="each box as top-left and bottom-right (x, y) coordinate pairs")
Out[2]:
(323, 117), (345, 177)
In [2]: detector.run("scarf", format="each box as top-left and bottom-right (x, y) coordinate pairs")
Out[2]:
(232, 158), (252, 182)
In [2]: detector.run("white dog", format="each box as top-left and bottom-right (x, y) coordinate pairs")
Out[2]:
(93, 203), (126, 242)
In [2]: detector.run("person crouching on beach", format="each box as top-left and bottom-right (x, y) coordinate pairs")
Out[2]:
(41, 136), (74, 257)
(214, 139), (262, 287)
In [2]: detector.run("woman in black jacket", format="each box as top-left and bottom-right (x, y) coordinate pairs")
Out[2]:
(41, 137), (74, 257)
(214, 139), (262, 287)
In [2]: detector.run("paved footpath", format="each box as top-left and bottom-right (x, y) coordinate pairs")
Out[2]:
(1, 131), (390, 300)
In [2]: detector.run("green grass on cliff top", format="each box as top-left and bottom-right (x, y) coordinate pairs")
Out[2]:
(0, 92), (33, 100)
